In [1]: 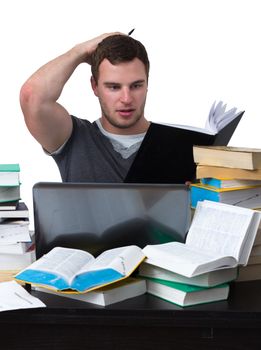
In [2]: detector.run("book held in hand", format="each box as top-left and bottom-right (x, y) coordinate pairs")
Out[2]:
(146, 278), (229, 307)
(193, 146), (261, 170)
(143, 200), (261, 278)
(138, 262), (238, 287)
(125, 101), (243, 184)
(15, 245), (146, 292)
(35, 277), (146, 306)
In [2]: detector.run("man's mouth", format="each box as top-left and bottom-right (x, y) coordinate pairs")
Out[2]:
(117, 109), (135, 117)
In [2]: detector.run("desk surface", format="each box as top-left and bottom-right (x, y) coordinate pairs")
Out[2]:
(1, 280), (261, 350)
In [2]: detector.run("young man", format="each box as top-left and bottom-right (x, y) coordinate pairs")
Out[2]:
(20, 32), (151, 182)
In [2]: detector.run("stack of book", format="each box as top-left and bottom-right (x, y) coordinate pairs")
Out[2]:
(190, 146), (261, 282)
(237, 225), (261, 281)
(191, 146), (261, 209)
(0, 164), (34, 282)
(138, 200), (261, 307)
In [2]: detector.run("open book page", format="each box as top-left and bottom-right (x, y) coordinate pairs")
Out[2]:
(205, 101), (241, 134)
(143, 241), (236, 277)
(78, 245), (145, 277)
(159, 101), (242, 135)
(186, 201), (255, 262)
(24, 247), (95, 285)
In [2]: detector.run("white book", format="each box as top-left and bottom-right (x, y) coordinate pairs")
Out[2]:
(0, 250), (35, 270)
(139, 262), (238, 287)
(143, 200), (261, 278)
(35, 277), (146, 306)
(0, 219), (31, 243)
(0, 202), (29, 219)
(0, 186), (20, 203)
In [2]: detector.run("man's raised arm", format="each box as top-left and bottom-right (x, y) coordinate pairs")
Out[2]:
(20, 32), (120, 153)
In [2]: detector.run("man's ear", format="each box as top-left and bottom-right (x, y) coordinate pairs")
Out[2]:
(90, 76), (98, 97)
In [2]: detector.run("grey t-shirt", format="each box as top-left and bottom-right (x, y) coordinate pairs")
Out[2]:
(52, 116), (139, 182)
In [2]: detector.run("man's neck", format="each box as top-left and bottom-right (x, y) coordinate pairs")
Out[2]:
(100, 117), (150, 135)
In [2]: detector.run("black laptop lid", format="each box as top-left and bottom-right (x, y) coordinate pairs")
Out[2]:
(33, 182), (191, 258)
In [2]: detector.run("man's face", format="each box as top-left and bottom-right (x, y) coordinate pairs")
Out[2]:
(91, 58), (148, 134)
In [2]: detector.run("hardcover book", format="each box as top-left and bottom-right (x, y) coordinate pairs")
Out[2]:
(146, 278), (229, 307)
(125, 101), (243, 184)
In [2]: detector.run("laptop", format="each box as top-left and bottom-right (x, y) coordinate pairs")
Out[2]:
(33, 182), (191, 259)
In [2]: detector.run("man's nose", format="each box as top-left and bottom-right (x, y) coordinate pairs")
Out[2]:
(120, 88), (132, 104)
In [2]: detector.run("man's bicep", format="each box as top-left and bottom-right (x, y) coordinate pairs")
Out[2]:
(22, 100), (73, 154)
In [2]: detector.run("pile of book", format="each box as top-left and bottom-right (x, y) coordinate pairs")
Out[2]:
(0, 164), (34, 282)
(138, 200), (261, 307)
(191, 146), (261, 209)
(191, 145), (261, 281)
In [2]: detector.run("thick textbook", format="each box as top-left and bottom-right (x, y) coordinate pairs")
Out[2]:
(146, 278), (229, 307)
(193, 146), (261, 170)
(0, 186), (20, 203)
(0, 202), (29, 219)
(143, 200), (261, 278)
(190, 183), (261, 209)
(138, 262), (238, 287)
(0, 164), (20, 186)
(125, 102), (243, 184)
(15, 245), (145, 292)
(200, 177), (261, 189)
(196, 165), (261, 181)
(35, 277), (146, 306)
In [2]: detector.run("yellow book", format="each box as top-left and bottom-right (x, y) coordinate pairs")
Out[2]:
(193, 146), (261, 170)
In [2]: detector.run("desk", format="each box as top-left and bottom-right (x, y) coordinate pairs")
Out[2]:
(1, 280), (261, 350)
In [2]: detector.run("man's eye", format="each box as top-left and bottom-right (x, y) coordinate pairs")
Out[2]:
(108, 85), (120, 90)
(131, 84), (143, 89)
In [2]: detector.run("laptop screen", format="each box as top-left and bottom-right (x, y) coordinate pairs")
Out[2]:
(33, 182), (191, 258)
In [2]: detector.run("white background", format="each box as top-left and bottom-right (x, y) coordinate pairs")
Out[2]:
(1, 0), (260, 222)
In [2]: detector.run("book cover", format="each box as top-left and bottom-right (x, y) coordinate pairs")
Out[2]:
(146, 278), (230, 307)
(125, 109), (243, 184)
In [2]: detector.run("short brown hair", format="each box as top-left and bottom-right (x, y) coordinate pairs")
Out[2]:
(91, 34), (150, 83)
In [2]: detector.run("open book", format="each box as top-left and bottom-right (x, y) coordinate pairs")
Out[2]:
(143, 200), (261, 278)
(125, 101), (244, 184)
(15, 245), (145, 293)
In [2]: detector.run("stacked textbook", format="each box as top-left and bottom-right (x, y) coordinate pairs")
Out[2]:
(0, 164), (34, 282)
(191, 146), (261, 281)
(139, 200), (261, 307)
(191, 146), (261, 209)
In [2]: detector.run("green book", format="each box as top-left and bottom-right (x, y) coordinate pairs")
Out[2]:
(145, 277), (230, 307)
(0, 164), (20, 172)
(0, 164), (20, 186)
